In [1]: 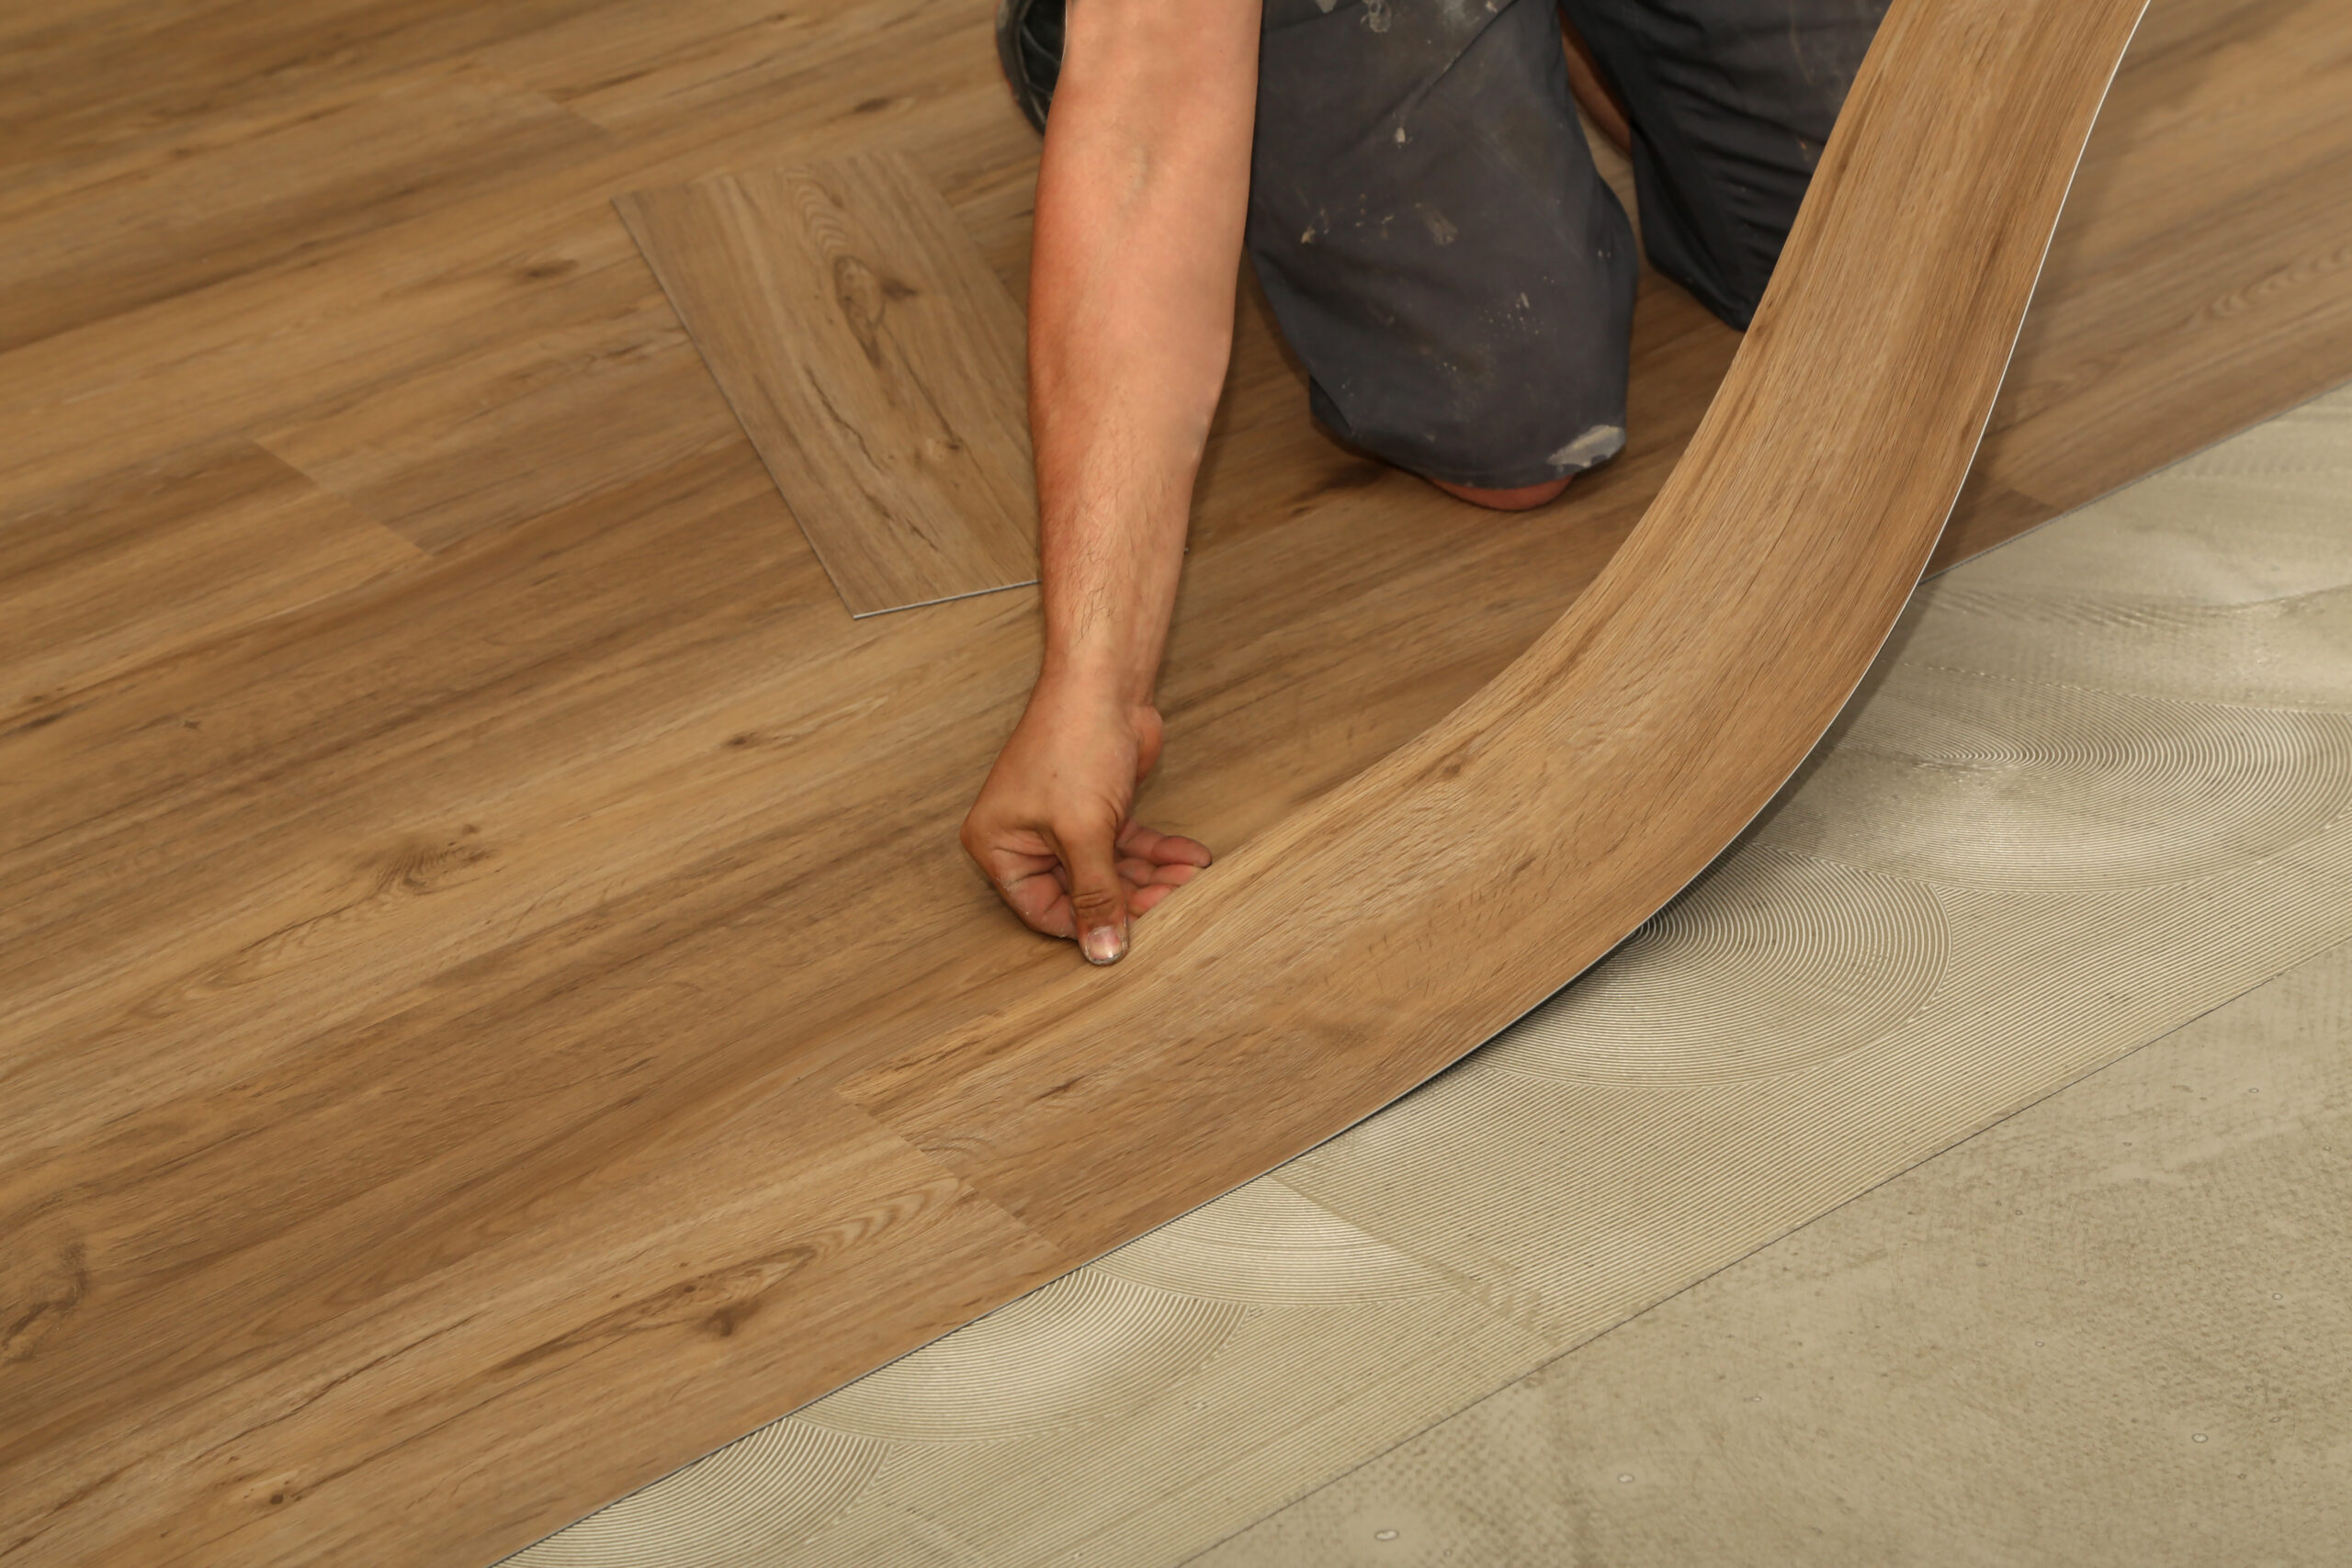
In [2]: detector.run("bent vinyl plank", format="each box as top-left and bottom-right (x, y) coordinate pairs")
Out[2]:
(840, 0), (2154, 1247)
(616, 152), (1038, 616)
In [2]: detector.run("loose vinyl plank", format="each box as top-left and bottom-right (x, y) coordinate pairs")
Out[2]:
(617, 152), (1038, 615)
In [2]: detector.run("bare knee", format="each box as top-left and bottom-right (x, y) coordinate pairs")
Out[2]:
(1427, 473), (1575, 511)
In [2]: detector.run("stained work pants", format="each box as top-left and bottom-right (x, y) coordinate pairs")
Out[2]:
(1248, 0), (1889, 489)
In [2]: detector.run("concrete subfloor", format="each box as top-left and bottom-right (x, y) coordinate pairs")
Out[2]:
(1196, 938), (2351, 1567)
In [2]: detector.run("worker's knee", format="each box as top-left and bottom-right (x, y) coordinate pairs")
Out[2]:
(1427, 473), (1575, 511)
(1299, 365), (1630, 498)
(1246, 0), (1637, 493)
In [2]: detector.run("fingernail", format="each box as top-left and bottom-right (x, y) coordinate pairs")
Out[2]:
(1082, 925), (1125, 965)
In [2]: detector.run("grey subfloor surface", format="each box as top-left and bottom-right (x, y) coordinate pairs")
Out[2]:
(1195, 939), (2352, 1567)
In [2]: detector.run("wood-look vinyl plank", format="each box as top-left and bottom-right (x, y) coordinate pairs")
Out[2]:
(0, 376), (1675, 1177)
(0, 77), (1016, 508)
(255, 284), (741, 552)
(4, 1082), (1061, 1568)
(2037, 0), (2351, 262)
(1, 599), (1069, 1563)
(0, 201), (643, 504)
(1949, 141), (2352, 554)
(0, 285), (1693, 1568)
(5, 310), (1599, 1189)
(0, 0), (616, 182)
(0, 444), (801, 832)
(618, 153), (1037, 615)
(463, 4), (1023, 240)
(0, 447), (841, 1078)
(0, 5), (989, 370)
(0, 66), (608, 355)
(475, 0), (983, 133)
(0, 439), (422, 719)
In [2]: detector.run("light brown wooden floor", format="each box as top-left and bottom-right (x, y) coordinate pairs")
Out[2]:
(1, 2), (2346, 1565)
(617, 152), (1040, 615)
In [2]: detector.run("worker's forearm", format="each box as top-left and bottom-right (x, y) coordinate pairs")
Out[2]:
(1026, 0), (1259, 705)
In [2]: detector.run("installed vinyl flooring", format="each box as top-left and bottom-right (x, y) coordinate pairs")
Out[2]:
(3, 1), (2350, 1565)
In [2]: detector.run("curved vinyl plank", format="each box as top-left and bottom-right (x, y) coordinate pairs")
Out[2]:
(842, 0), (2154, 1252)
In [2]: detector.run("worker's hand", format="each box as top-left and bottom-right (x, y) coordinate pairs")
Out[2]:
(962, 676), (1213, 964)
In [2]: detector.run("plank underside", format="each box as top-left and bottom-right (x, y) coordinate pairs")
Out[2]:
(617, 153), (1038, 616)
(2, 0), (2346, 1564)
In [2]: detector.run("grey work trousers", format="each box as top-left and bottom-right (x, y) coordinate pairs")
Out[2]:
(1248, 0), (1888, 489)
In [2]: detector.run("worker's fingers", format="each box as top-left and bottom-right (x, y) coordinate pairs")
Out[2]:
(1155, 833), (1213, 868)
(1115, 820), (1215, 868)
(1057, 820), (1130, 965)
(1129, 860), (1201, 916)
(967, 838), (1080, 939)
(966, 812), (1204, 953)
(1122, 859), (1199, 893)
(1009, 868), (1080, 939)
(983, 845), (1062, 884)
(1117, 857), (1197, 919)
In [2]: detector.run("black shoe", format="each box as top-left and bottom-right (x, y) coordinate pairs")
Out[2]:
(995, 0), (1065, 132)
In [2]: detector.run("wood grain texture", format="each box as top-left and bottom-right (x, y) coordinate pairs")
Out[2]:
(0, 441), (421, 718)
(0, 65), (605, 357)
(1934, 0), (2352, 568)
(0, 0), (2342, 1564)
(840, 0), (2153, 1246)
(616, 152), (1038, 615)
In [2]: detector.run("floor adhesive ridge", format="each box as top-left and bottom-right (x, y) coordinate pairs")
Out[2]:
(514, 376), (2352, 1567)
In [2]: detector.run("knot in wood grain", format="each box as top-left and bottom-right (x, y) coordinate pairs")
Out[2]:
(830, 254), (915, 371)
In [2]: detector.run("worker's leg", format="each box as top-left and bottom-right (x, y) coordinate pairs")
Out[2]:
(1557, 0), (1890, 328)
(1247, 0), (1639, 499)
